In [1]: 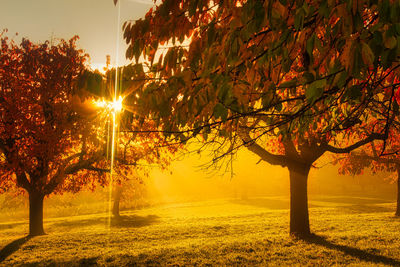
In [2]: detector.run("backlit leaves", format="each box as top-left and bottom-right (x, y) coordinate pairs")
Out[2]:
(119, 0), (400, 160)
(306, 79), (326, 104)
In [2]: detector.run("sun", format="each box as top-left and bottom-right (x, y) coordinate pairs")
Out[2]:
(111, 96), (123, 113)
(93, 96), (124, 114)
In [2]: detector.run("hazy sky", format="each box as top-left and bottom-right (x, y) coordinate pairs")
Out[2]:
(0, 0), (154, 67)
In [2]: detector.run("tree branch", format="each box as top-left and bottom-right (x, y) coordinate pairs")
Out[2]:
(16, 172), (31, 192)
(239, 131), (288, 167)
(84, 166), (110, 173)
(322, 133), (387, 154)
(44, 151), (104, 195)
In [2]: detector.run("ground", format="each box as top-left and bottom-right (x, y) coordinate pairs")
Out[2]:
(0, 195), (400, 266)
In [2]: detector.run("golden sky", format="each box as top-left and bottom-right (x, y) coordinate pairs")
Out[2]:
(0, 0), (154, 67)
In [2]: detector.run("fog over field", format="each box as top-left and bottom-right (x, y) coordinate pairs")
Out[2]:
(0, 149), (395, 223)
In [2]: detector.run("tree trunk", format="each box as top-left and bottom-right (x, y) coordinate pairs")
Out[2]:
(288, 163), (311, 237)
(28, 191), (45, 236)
(112, 186), (122, 217)
(396, 168), (400, 217)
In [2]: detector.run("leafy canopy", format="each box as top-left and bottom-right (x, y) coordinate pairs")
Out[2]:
(117, 0), (399, 163)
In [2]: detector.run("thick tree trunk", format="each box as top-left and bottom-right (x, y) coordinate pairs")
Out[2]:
(396, 168), (400, 217)
(28, 191), (45, 236)
(112, 186), (122, 217)
(288, 163), (311, 237)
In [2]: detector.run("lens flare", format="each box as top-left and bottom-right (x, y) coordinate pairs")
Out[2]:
(111, 97), (123, 113)
(93, 96), (124, 114)
(92, 95), (124, 230)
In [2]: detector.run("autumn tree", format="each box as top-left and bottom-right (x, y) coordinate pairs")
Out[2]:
(112, 173), (144, 217)
(82, 64), (179, 218)
(110, 119), (178, 218)
(0, 31), (180, 236)
(0, 35), (116, 236)
(337, 135), (400, 216)
(116, 0), (400, 236)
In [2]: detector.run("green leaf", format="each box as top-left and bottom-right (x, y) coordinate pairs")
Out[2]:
(351, 44), (362, 78)
(279, 79), (297, 88)
(302, 72), (315, 84)
(213, 103), (228, 122)
(218, 81), (231, 104)
(294, 9), (304, 31)
(82, 71), (103, 96)
(262, 91), (273, 108)
(207, 21), (216, 47)
(318, 0), (329, 18)
(379, 0), (390, 23)
(306, 33), (315, 57)
(346, 84), (363, 100)
(306, 79), (326, 104)
(395, 23), (400, 35)
(282, 58), (292, 72)
(336, 71), (348, 89)
(202, 132), (208, 141)
(275, 102), (282, 112)
(253, 1), (265, 31)
(361, 42), (374, 67)
(159, 100), (170, 117)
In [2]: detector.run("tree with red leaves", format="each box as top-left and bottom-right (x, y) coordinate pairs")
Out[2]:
(336, 132), (400, 216)
(0, 31), (179, 235)
(0, 35), (113, 236)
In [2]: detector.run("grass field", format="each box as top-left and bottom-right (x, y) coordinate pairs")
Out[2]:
(1, 195), (400, 266)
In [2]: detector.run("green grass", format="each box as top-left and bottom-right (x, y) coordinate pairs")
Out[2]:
(1, 196), (400, 266)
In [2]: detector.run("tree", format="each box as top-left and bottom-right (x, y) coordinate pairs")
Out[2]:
(0, 32), (180, 235)
(110, 119), (178, 218)
(112, 173), (145, 217)
(117, 0), (400, 236)
(82, 64), (180, 218)
(0, 35), (113, 236)
(336, 135), (400, 216)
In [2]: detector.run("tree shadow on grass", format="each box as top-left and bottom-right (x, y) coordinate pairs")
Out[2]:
(304, 234), (400, 266)
(51, 214), (159, 229)
(0, 222), (27, 231)
(339, 204), (393, 214)
(311, 196), (392, 205)
(0, 236), (31, 263)
(231, 197), (321, 210)
(111, 214), (159, 228)
(231, 198), (290, 210)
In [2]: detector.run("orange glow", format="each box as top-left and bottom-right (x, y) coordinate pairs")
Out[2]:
(93, 96), (124, 114)
(92, 95), (124, 229)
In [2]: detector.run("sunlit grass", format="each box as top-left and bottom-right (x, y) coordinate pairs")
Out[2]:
(1, 196), (400, 265)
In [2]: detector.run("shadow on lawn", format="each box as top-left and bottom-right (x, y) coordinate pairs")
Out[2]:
(0, 222), (27, 231)
(339, 204), (393, 214)
(231, 197), (322, 210)
(231, 198), (290, 210)
(311, 196), (392, 205)
(0, 235), (31, 263)
(305, 234), (400, 266)
(52, 214), (159, 229)
(111, 214), (159, 228)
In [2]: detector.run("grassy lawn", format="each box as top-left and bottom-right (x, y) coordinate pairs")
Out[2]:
(1, 196), (400, 266)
